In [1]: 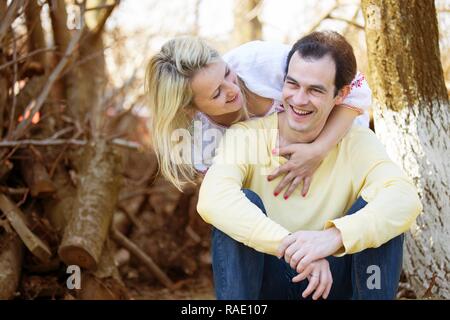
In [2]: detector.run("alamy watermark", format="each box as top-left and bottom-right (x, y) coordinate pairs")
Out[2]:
(66, 265), (81, 290)
(366, 265), (381, 290)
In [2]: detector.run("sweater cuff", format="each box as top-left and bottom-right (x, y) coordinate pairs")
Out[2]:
(324, 217), (357, 257)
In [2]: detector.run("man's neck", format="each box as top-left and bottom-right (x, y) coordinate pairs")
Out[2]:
(277, 112), (322, 145)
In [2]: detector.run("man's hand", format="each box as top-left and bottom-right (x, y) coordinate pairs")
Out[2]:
(292, 258), (333, 300)
(277, 228), (343, 274)
(268, 143), (325, 198)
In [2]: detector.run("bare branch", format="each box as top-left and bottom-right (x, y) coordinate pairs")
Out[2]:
(0, 137), (142, 150)
(0, 138), (87, 147)
(0, 0), (25, 44)
(0, 47), (56, 72)
(328, 14), (364, 29)
(92, 0), (120, 38)
(7, 33), (19, 137)
(11, 3), (87, 140)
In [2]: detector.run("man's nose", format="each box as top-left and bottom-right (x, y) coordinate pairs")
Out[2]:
(292, 88), (309, 106)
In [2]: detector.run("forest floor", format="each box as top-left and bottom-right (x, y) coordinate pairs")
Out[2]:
(125, 268), (215, 300)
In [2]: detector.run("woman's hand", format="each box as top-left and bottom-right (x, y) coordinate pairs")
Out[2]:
(291, 258), (333, 300)
(267, 143), (325, 198)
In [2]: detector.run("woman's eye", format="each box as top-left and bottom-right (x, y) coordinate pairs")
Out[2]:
(225, 68), (230, 77)
(213, 90), (221, 99)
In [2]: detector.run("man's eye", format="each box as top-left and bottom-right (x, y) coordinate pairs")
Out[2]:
(213, 90), (221, 99)
(312, 88), (323, 94)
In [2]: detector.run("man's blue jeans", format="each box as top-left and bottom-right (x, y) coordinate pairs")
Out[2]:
(211, 189), (404, 300)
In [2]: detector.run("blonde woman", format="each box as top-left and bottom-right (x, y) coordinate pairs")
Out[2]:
(145, 36), (371, 198)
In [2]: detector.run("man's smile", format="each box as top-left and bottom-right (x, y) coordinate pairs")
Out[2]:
(289, 104), (314, 120)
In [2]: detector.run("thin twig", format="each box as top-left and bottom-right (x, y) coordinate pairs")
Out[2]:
(7, 33), (19, 138)
(49, 131), (82, 178)
(0, 47), (56, 71)
(117, 205), (141, 230)
(328, 14), (364, 29)
(110, 226), (175, 290)
(48, 126), (75, 140)
(110, 138), (142, 150)
(0, 186), (29, 195)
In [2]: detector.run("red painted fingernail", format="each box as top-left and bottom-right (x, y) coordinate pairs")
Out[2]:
(284, 195), (289, 200)
(274, 192), (279, 196)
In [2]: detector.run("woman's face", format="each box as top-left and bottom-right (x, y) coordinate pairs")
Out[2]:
(190, 60), (244, 116)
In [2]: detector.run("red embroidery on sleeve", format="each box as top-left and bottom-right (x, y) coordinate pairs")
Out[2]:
(350, 73), (365, 90)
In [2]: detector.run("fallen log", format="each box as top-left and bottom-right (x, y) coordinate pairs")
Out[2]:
(0, 193), (52, 262)
(58, 140), (121, 270)
(0, 232), (23, 299)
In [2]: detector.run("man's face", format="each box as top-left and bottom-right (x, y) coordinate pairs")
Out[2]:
(282, 52), (345, 135)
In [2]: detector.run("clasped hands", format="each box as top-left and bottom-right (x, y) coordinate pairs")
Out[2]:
(277, 227), (343, 300)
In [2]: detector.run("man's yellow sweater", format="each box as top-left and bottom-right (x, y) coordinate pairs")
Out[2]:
(197, 112), (422, 256)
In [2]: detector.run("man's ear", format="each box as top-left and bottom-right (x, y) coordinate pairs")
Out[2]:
(335, 85), (351, 105)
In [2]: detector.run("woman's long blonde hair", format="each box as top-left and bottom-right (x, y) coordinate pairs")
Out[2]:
(145, 37), (248, 191)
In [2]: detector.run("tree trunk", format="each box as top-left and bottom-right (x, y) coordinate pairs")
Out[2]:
(233, 0), (263, 46)
(58, 140), (122, 270)
(361, 0), (450, 298)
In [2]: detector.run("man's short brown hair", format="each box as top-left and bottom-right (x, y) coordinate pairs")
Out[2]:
(286, 31), (357, 95)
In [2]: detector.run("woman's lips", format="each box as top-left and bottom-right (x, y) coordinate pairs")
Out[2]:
(227, 92), (240, 104)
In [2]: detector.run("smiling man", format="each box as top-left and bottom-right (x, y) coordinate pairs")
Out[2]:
(196, 31), (422, 300)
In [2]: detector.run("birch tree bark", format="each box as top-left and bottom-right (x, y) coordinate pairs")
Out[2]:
(361, 0), (450, 298)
